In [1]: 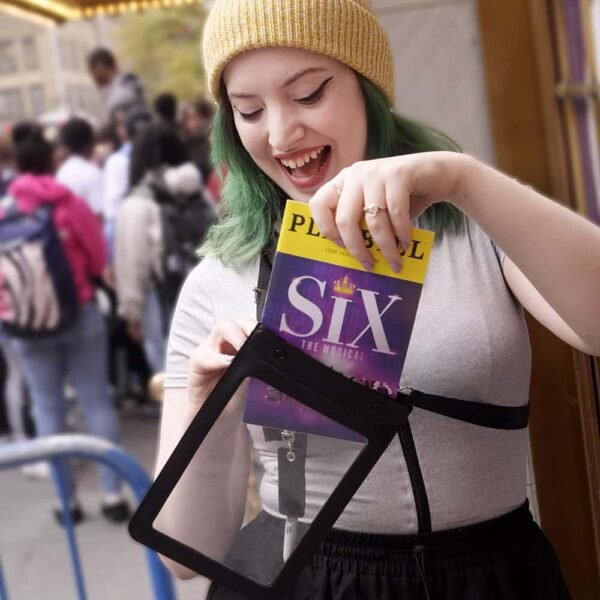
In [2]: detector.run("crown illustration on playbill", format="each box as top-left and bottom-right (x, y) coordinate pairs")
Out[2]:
(333, 275), (357, 295)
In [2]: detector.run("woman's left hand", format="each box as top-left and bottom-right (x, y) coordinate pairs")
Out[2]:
(310, 149), (600, 355)
(309, 151), (471, 271)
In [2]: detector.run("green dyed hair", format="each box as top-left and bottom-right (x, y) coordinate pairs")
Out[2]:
(201, 75), (464, 268)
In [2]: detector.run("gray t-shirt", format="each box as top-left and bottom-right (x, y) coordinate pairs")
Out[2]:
(165, 217), (531, 533)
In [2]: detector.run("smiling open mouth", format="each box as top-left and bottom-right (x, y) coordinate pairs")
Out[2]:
(279, 146), (331, 180)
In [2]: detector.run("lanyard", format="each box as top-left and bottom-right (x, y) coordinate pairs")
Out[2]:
(255, 251), (308, 559)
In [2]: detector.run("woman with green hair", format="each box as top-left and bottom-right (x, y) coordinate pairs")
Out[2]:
(153, 1), (600, 598)
(205, 73), (464, 267)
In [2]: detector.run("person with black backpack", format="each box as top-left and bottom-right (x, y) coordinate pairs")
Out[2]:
(1, 125), (130, 524)
(114, 122), (215, 376)
(0, 131), (35, 450)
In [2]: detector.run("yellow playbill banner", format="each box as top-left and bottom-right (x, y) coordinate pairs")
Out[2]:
(276, 200), (435, 284)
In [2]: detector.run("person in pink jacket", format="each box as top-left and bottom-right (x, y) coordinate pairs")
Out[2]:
(6, 124), (130, 524)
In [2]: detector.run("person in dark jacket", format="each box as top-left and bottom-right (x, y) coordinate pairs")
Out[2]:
(88, 47), (147, 120)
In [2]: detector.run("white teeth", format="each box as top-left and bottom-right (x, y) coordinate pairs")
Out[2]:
(280, 146), (325, 169)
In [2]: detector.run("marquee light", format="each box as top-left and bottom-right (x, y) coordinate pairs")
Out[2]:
(0, 2), (57, 26)
(4, 0), (80, 20)
(3, 0), (203, 22)
(81, 0), (203, 19)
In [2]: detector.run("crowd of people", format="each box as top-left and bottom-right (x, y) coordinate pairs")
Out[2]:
(0, 47), (217, 525)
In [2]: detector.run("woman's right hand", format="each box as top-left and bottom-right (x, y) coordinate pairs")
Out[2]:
(157, 319), (257, 576)
(188, 320), (257, 408)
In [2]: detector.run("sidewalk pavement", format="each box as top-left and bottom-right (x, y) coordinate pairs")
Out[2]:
(0, 404), (210, 599)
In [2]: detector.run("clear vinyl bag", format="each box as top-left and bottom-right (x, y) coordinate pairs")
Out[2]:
(129, 324), (412, 600)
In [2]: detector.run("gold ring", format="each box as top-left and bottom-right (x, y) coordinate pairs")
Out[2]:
(363, 204), (388, 217)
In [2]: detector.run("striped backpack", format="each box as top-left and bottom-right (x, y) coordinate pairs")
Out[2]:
(0, 195), (79, 337)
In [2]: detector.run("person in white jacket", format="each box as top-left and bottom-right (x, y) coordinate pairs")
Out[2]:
(56, 118), (104, 218)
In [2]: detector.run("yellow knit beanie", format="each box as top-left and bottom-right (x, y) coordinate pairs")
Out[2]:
(203, 0), (395, 105)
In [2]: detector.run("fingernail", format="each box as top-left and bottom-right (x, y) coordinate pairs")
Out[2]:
(333, 237), (345, 247)
(400, 239), (411, 251)
(361, 260), (374, 271)
(390, 261), (401, 273)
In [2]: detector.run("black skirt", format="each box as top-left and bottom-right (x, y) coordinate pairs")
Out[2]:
(207, 502), (570, 600)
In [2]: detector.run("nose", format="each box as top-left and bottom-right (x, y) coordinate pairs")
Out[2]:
(268, 106), (305, 153)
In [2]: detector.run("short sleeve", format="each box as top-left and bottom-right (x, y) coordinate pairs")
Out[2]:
(164, 259), (216, 388)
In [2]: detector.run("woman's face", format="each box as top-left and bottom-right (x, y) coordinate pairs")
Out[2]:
(223, 47), (368, 202)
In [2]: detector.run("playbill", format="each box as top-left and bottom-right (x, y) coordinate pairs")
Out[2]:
(244, 200), (435, 441)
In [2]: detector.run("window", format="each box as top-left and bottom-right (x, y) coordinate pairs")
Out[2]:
(79, 45), (87, 71)
(0, 41), (17, 75)
(0, 88), (24, 121)
(552, 0), (600, 221)
(69, 41), (78, 72)
(21, 37), (39, 70)
(594, 0), (600, 74)
(62, 40), (81, 72)
(74, 42), (85, 72)
(67, 84), (78, 110)
(75, 86), (85, 111)
(29, 85), (45, 116)
(60, 39), (72, 70)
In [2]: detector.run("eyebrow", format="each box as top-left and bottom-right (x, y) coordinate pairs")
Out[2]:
(228, 67), (328, 99)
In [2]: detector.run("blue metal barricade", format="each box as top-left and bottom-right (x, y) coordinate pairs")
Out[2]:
(0, 434), (176, 600)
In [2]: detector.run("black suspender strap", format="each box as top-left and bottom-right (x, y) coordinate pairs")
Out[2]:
(403, 389), (529, 430)
(396, 422), (431, 534)
(393, 390), (529, 533)
(254, 252), (273, 321)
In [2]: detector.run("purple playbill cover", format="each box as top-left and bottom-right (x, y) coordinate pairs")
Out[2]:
(243, 200), (434, 441)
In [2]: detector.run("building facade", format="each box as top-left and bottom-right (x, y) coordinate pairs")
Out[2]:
(0, 8), (111, 129)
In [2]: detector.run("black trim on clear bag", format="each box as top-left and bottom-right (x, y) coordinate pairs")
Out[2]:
(129, 324), (413, 600)
(130, 253), (531, 600)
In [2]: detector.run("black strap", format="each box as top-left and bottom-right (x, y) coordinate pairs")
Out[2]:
(397, 422), (431, 534)
(255, 250), (308, 521)
(403, 390), (529, 430)
(254, 251), (273, 321)
(393, 390), (528, 534)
